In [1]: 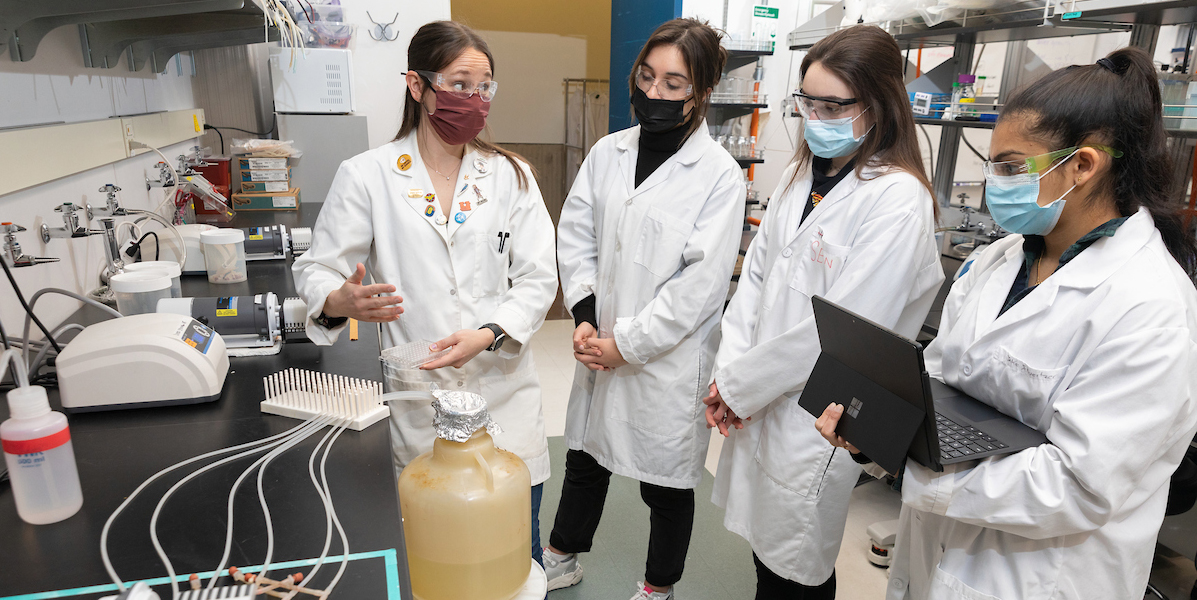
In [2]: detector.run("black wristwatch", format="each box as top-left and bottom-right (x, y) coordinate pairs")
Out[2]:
(480, 323), (506, 352)
(314, 311), (348, 330)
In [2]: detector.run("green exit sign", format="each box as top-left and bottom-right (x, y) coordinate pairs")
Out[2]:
(754, 6), (779, 19)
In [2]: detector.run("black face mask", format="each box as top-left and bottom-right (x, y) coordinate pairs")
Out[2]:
(631, 87), (692, 133)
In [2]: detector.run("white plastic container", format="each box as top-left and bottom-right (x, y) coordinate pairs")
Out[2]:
(2, 385), (84, 525)
(200, 228), (248, 284)
(109, 271), (173, 316)
(122, 261), (183, 298)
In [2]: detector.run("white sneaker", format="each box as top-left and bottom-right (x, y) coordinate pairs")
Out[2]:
(630, 582), (673, 599)
(542, 548), (583, 591)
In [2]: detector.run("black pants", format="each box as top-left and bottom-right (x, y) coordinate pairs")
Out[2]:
(549, 449), (695, 587)
(754, 553), (836, 600)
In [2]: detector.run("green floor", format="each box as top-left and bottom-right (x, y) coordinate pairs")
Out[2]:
(539, 437), (757, 599)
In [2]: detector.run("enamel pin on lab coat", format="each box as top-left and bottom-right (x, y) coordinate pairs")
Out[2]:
(455, 212), (467, 223)
(436, 214), (448, 225)
(472, 185), (488, 205)
(424, 205), (435, 217)
(459, 201), (471, 212)
(397, 155), (412, 171)
(425, 193), (436, 203)
(473, 157), (488, 174)
(407, 189), (424, 198)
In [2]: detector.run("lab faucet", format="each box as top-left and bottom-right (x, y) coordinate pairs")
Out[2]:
(145, 162), (177, 190)
(92, 184), (130, 217)
(2, 223), (58, 268)
(39, 202), (95, 243)
(96, 218), (126, 288)
(955, 204), (983, 232)
(176, 146), (209, 175)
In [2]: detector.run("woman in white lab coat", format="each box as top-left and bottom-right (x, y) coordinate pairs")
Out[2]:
(543, 19), (746, 600)
(292, 21), (557, 567)
(816, 48), (1197, 599)
(702, 25), (943, 598)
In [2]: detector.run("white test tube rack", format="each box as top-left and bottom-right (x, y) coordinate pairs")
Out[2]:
(260, 368), (388, 431)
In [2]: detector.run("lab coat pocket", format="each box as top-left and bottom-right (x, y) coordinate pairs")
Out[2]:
(754, 397), (835, 498)
(788, 231), (850, 297)
(928, 568), (1002, 600)
(634, 207), (691, 279)
(473, 232), (509, 297)
(984, 346), (1067, 423)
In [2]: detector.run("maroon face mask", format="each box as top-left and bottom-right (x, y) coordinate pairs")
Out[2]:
(425, 89), (489, 146)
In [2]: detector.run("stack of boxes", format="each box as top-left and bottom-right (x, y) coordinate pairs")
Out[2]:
(231, 155), (302, 211)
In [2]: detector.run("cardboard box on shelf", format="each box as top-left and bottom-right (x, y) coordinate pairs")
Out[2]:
(240, 180), (291, 193)
(237, 157), (289, 170)
(238, 167), (292, 182)
(231, 188), (301, 211)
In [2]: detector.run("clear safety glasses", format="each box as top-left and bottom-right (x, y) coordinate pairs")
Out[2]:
(635, 66), (694, 102)
(982, 145), (1123, 179)
(793, 91), (860, 120)
(414, 70), (499, 102)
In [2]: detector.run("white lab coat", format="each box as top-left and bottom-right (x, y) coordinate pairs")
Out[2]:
(711, 161), (943, 584)
(292, 133), (558, 485)
(556, 122), (746, 489)
(886, 207), (1197, 600)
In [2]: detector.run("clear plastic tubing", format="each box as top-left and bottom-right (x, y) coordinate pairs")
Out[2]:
(200, 228), (248, 284)
(2, 385), (83, 525)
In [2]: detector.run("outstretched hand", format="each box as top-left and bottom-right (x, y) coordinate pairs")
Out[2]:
(323, 263), (403, 323)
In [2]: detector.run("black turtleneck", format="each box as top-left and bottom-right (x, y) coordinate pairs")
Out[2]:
(635, 123), (690, 187)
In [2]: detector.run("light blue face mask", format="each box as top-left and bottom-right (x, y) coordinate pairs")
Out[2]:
(804, 108), (871, 159)
(984, 149), (1078, 236)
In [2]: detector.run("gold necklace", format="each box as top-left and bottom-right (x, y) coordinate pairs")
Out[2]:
(426, 159), (458, 181)
(417, 133), (461, 181)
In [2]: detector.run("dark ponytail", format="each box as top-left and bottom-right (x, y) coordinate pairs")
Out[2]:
(1001, 47), (1197, 279)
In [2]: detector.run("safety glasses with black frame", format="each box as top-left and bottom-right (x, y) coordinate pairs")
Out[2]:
(793, 91), (861, 120)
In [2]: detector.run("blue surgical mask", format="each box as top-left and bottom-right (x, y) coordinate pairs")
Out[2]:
(804, 108), (871, 158)
(984, 150), (1078, 236)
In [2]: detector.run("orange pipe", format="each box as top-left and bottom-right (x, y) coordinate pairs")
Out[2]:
(748, 79), (762, 181)
(916, 44), (923, 79)
(1187, 147), (1197, 228)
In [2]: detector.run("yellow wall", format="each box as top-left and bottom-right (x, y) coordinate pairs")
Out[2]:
(452, 0), (611, 80)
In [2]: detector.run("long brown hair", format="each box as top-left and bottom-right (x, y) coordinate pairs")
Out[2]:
(790, 25), (935, 217)
(1002, 47), (1197, 278)
(628, 18), (727, 139)
(394, 20), (531, 190)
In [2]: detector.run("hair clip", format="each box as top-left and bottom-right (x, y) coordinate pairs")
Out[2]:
(1096, 57), (1119, 74)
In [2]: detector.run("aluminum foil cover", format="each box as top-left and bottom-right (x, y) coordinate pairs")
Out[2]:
(431, 389), (503, 442)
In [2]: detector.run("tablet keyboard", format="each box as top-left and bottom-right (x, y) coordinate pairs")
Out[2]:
(936, 413), (1008, 459)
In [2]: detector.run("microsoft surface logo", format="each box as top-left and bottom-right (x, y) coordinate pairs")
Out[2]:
(847, 397), (863, 418)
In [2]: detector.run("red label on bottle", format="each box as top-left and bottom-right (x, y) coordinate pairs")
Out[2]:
(2, 428), (71, 455)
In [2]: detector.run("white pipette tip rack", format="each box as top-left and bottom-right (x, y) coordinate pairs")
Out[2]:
(260, 368), (387, 431)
